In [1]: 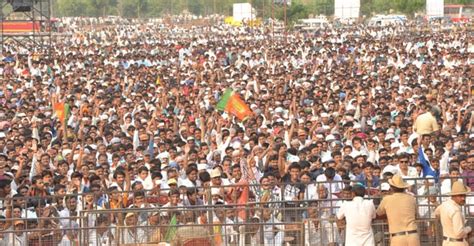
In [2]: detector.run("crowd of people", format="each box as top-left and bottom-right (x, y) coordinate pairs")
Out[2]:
(0, 15), (473, 245)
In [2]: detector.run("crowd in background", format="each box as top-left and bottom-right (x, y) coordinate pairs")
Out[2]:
(0, 16), (473, 245)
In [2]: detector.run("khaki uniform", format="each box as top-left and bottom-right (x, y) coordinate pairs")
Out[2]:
(434, 199), (472, 246)
(413, 112), (439, 135)
(377, 192), (420, 246)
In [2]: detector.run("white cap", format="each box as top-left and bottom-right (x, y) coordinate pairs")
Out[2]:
(325, 134), (336, 142)
(62, 149), (72, 157)
(275, 107), (284, 114)
(100, 115), (109, 121)
(385, 134), (395, 140)
(110, 137), (121, 144)
(381, 182), (390, 191)
(287, 154), (300, 163)
(390, 142), (400, 149)
(157, 152), (170, 160)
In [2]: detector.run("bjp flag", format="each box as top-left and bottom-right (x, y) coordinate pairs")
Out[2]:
(217, 89), (253, 121)
(53, 102), (70, 124)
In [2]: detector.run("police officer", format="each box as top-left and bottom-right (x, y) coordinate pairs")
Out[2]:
(376, 174), (420, 246)
(434, 181), (472, 246)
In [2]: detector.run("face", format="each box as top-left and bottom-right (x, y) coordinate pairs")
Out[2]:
(232, 167), (242, 180)
(290, 168), (300, 181)
(14, 223), (25, 236)
(452, 195), (466, 206)
(341, 190), (352, 199)
(363, 166), (373, 176)
(13, 208), (21, 218)
(373, 168), (381, 177)
(148, 214), (159, 225)
(125, 215), (137, 225)
(116, 174), (125, 184)
(35, 179), (45, 189)
(139, 170), (148, 180)
(399, 158), (409, 169)
(300, 174), (311, 184)
(262, 209), (272, 221)
(260, 177), (271, 190)
(353, 140), (362, 149)
(170, 194), (180, 205)
(422, 136), (431, 146)
(450, 170), (460, 178)
(307, 206), (318, 218)
(352, 166), (360, 175)
(67, 198), (77, 210)
(317, 186), (327, 199)
(468, 158), (474, 171)
(134, 195), (144, 206)
(188, 170), (197, 181)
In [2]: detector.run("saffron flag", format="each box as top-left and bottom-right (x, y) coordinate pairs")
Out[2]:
(53, 102), (70, 124)
(217, 89), (253, 121)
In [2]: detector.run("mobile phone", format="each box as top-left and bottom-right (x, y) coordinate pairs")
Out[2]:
(471, 86), (474, 97)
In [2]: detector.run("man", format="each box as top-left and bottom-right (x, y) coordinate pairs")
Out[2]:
(316, 167), (343, 195)
(462, 155), (474, 190)
(356, 162), (380, 188)
(260, 207), (284, 246)
(317, 184), (341, 245)
(441, 167), (462, 196)
(413, 105), (440, 135)
(397, 153), (418, 186)
(434, 181), (472, 245)
(376, 174), (420, 246)
(337, 184), (376, 245)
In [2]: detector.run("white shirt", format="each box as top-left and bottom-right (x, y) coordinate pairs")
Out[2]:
(262, 216), (284, 246)
(337, 197), (376, 246)
(134, 175), (153, 190)
(316, 174), (343, 194)
(397, 165), (418, 186)
(305, 183), (317, 200)
(418, 198), (437, 219)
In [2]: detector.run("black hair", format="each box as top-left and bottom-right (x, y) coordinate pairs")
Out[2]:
(288, 162), (301, 171)
(324, 167), (336, 179)
(199, 171), (211, 183)
(352, 185), (366, 197)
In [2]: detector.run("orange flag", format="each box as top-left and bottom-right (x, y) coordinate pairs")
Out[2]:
(216, 89), (253, 121)
(53, 102), (70, 124)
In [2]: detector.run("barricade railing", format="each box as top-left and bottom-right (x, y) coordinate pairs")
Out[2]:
(1, 177), (474, 244)
(1, 177), (474, 219)
(0, 177), (474, 209)
(1, 212), (468, 246)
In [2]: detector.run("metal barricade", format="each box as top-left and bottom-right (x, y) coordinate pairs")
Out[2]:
(1, 177), (474, 245)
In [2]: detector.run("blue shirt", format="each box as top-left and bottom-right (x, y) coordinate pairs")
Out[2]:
(417, 147), (439, 182)
(356, 173), (381, 188)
